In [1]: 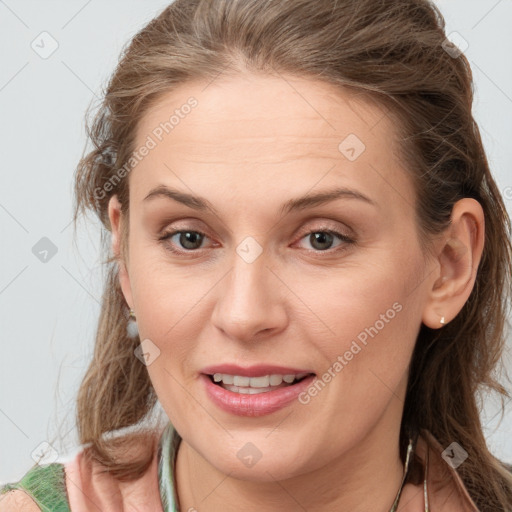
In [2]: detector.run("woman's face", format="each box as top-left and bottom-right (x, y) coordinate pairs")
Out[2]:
(111, 73), (437, 481)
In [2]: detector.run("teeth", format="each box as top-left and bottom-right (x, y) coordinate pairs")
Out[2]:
(222, 374), (234, 385)
(248, 375), (270, 387)
(233, 375), (250, 386)
(223, 385), (271, 394)
(212, 372), (310, 388)
(269, 374), (283, 386)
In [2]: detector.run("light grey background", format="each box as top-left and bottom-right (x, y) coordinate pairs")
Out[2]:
(1, 0), (511, 484)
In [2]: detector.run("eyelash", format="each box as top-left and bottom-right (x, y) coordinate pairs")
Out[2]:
(157, 226), (355, 256)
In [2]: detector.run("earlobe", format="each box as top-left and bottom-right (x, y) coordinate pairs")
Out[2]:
(107, 194), (134, 310)
(422, 198), (485, 329)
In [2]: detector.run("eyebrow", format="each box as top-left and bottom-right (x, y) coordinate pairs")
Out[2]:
(143, 184), (376, 215)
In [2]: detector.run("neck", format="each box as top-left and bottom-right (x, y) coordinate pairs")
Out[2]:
(175, 402), (406, 511)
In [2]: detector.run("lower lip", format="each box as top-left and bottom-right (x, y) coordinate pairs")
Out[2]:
(201, 373), (316, 417)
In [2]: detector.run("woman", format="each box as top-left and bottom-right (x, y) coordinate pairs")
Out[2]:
(2, 0), (512, 510)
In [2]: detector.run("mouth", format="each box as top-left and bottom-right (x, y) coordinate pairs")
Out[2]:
(200, 364), (317, 416)
(200, 366), (317, 416)
(206, 372), (315, 394)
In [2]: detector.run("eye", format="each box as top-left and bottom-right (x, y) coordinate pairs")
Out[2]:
(158, 227), (355, 255)
(158, 230), (211, 253)
(296, 229), (355, 253)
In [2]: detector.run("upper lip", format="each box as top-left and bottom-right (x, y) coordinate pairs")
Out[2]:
(201, 364), (316, 377)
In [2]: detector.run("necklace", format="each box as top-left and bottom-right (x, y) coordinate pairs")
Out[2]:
(389, 437), (430, 512)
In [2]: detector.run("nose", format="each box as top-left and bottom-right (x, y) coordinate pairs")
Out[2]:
(210, 246), (288, 343)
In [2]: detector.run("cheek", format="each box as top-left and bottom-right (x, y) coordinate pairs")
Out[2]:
(294, 253), (422, 402)
(128, 243), (207, 335)
(296, 256), (419, 349)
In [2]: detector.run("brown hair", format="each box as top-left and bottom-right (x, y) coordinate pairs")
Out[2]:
(72, 0), (512, 508)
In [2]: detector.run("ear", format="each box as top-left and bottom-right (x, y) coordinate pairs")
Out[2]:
(108, 194), (134, 310)
(422, 198), (485, 329)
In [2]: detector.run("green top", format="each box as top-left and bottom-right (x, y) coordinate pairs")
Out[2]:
(0, 463), (69, 512)
(0, 422), (180, 511)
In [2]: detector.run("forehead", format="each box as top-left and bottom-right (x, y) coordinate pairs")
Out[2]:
(136, 73), (392, 155)
(129, 73), (412, 208)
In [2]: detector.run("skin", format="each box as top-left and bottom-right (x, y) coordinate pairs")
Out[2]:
(107, 72), (485, 511)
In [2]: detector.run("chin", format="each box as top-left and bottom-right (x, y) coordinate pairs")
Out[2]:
(197, 438), (313, 482)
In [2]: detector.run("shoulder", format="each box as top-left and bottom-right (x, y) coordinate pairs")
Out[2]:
(64, 432), (164, 510)
(0, 462), (69, 512)
(0, 490), (42, 511)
